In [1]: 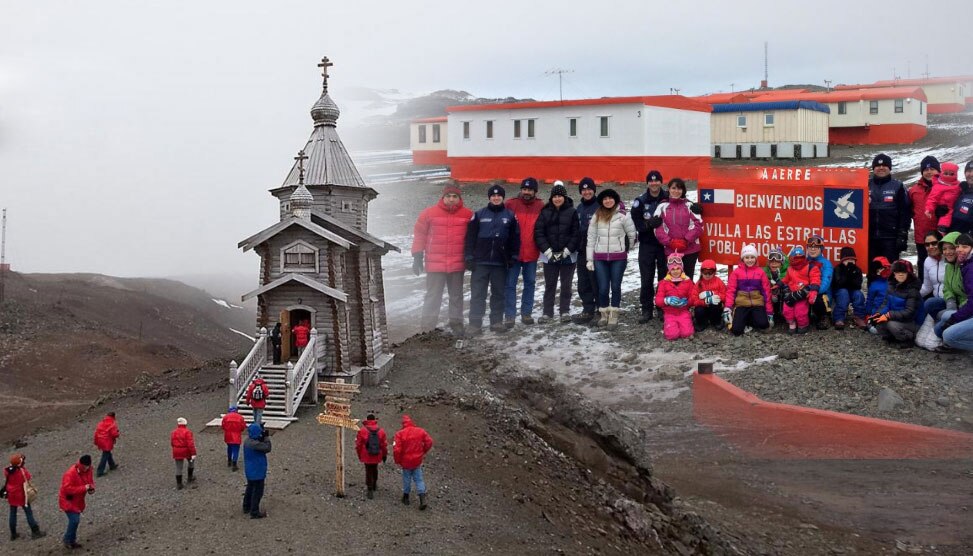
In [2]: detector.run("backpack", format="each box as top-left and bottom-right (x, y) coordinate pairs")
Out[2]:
(365, 428), (381, 456)
(251, 384), (264, 401)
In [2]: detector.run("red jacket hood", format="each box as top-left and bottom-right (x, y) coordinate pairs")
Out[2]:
(938, 163), (960, 187)
(401, 415), (414, 428)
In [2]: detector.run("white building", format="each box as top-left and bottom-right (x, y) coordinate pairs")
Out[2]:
(409, 117), (447, 165)
(711, 100), (830, 159)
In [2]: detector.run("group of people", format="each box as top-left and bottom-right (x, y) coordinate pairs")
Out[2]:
(410, 154), (973, 351)
(2, 407), (435, 549)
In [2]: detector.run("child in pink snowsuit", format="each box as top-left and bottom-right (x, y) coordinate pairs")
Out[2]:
(925, 162), (961, 232)
(781, 245), (821, 334)
(655, 253), (698, 340)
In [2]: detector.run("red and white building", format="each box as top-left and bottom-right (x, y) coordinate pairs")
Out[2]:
(836, 75), (973, 114)
(409, 117), (448, 165)
(445, 96), (712, 183)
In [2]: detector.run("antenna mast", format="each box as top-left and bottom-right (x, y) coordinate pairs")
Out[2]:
(545, 68), (573, 102)
(0, 208), (6, 303)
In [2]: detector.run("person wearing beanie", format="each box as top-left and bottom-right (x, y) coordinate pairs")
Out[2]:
(805, 234), (834, 330)
(867, 153), (910, 266)
(93, 412), (120, 477)
(935, 233), (973, 351)
(503, 177), (545, 327)
(831, 246), (867, 329)
(586, 188), (637, 328)
(630, 170), (670, 323)
(170, 418), (197, 490)
(393, 415), (434, 510)
(725, 245), (773, 336)
(865, 256), (892, 319)
(653, 178), (703, 280)
(946, 161), (973, 236)
(781, 245), (821, 334)
(242, 422), (271, 518)
(534, 181), (579, 323)
(655, 253), (698, 340)
(355, 413), (388, 499)
(59, 455), (94, 549)
(694, 259), (727, 332)
(870, 259), (921, 347)
(909, 156), (942, 280)
(221, 406), (247, 472)
(574, 177), (600, 323)
(411, 183), (473, 336)
(763, 247), (789, 322)
(925, 162), (962, 234)
(4, 453), (46, 541)
(465, 184), (520, 334)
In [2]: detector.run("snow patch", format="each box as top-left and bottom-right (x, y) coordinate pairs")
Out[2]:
(212, 298), (243, 309)
(229, 328), (255, 342)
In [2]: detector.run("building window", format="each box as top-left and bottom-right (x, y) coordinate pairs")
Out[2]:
(894, 99), (904, 113)
(569, 118), (577, 137)
(920, 102), (924, 115)
(432, 124), (441, 143)
(737, 115), (747, 128)
(418, 125), (426, 143)
(513, 119), (521, 139)
(527, 119), (535, 138)
(341, 200), (354, 213)
(838, 102), (847, 115)
(764, 114), (774, 126)
(486, 120), (493, 139)
(869, 101), (879, 115)
(463, 121), (470, 139)
(599, 116), (610, 137)
(281, 241), (318, 274)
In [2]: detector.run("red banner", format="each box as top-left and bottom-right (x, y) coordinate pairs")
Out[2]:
(698, 166), (869, 267)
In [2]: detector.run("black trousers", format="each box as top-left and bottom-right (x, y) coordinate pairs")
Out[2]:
(681, 253), (699, 281)
(868, 237), (900, 270)
(542, 262), (576, 316)
(243, 479), (265, 516)
(915, 242), (928, 283)
(271, 342), (281, 365)
(576, 251), (599, 315)
(364, 463), (379, 490)
(469, 264), (506, 325)
(730, 306), (769, 336)
(694, 305), (724, 330)
(810, 293), (831, 322)
(638, 244), (667, 315)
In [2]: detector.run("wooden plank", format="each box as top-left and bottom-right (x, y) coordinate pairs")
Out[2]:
(316, 413), (360, 430)
(318, 382), (360, 393)
(325, 402), (351, 416)
(335, 427), (345, 498)
(324, 395), (351, 404)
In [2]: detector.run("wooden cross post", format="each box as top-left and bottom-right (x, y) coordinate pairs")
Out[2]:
(294, 150), (308, 186)
(316, 378), (360, 497)
(317, 56), (334, 92)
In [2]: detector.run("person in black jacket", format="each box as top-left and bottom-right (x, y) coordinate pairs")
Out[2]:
(270, 323), (282, 364)
(573, 177), (600, 323)
(948, 161), (973, 236)
(867, 153), (911, 266)
(630, 170), (669, 323)
(871, 259), (921, 346)
(534, 182), (580, 323)
(831, 247), (866, 329)
(465, 185), (520, 334)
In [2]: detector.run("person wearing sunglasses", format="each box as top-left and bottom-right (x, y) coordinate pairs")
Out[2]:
(908, 156), (941, 281)
(925, 161), (962, 235)
(805, 234), (834, 330)
(919, 231), (945, 302)
(762, 247), (788, 323)
(867, 153), (910, 266)
(947, 161), (973, 236)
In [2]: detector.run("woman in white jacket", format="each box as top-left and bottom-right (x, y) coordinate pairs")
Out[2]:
(920, 230), (946, 299)
(586, 189), (637, 328)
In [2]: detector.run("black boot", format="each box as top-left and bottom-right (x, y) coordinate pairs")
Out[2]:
(419, 493), (427, 510)
(30, 525), (46, 540)
(401, 493), (410, 505)
(366, 488), (374, 499)
(176, 475), (183, 490)
(227, 457), (232, 468)
(10, 530), (19, 541)
(187, 467), (195, 483)
(231, 461), (238, 472)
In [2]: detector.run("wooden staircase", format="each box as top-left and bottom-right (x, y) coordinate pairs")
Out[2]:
(234, 365), (294, 423)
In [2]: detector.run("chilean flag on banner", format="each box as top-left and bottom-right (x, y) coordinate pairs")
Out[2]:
(698, 188), (735, 218)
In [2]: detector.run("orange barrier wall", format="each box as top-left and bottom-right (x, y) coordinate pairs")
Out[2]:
(828, 124), (927, 145)
(928, 103), (967, 114)
(693, 372), (973, 459)
(412, 150), (448, 165)
(448, 155), (710, 183)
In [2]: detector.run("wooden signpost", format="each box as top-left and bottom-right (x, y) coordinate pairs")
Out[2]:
(316, 379), (361, 497)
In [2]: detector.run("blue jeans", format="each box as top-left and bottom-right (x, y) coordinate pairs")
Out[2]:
(594, 259), (627, 308)
(96, 450), (115, 475)
(504, 261), (537, 318)
(227, 443), (240, 463)
(943, 317), (973, 351)
(934, 310), (957, 338)
(832, 288), (865, 322)
(924, 297), (947, 321)
(401, 466), (426, 495)
(253, 409), (264, 425)
(9, 505), (39, 533)
(63, 511), (80, 545)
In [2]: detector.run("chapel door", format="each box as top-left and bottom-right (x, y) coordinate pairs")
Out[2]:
(279, 310), (291, 364)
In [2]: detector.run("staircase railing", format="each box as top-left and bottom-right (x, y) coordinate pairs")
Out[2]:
(286, 329), (318, 416)
(229, 327), (268, 406)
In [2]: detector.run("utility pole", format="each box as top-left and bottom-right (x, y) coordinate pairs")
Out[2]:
(730, 83), (735, 92)
(670, 87), (681, 95)
(923, 54), (930, 79)
(545, 68), (573, 102)
(824, 79), (832, 92)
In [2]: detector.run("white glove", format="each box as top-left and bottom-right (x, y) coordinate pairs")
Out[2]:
(767, 314), (774, 327)
(544, 248), (553, 260)
(722, 308), (732, 324)
(586, 260), (594, 271)
(562, 248), (571, 258)
(698, 291), (711, 301)
(707, 294), (721, 306)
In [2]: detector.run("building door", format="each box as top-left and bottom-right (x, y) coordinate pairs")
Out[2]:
(279, 310), (290, 364)
(288, 308), (312, 360)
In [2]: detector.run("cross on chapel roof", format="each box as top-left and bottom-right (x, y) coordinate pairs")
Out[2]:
(318, 57), (334, 93)
(294, 149), (308, 185)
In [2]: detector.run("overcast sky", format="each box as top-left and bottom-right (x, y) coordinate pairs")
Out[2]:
(1, 0), (969, 279)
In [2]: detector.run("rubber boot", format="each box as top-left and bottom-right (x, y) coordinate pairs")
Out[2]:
(366, 488), (374, 500)
(10, 529), (19, 541)
(419, 493), (427, 510)
(231, 461), (238, 472)
(595, 308), (608, 327)
(176, 475), (183, 490)
(227, 457), (232, 468)
(401, 493), (410, 505)
(30, 525), (46, 540)
(606, 307), (619, 330)
(187, 467), (195, 483)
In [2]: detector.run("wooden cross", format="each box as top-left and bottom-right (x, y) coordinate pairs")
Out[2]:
(318, 56), (334, 91)
(294, 150), (308, 185)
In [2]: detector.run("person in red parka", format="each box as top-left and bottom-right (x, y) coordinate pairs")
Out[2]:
(171, 417), (197, 490)
(59, 454), (94, 549)
(3, 453), (46, 541)
(655, 253), (699, 341)
(246, 376), (270, 425)
(221, 406), (247, 472)
(504, 177), (545, 327)
(354, 414), (388, 499)
(412, 184), (474, 335)
(93, 411), (120, 477)
(392, 414), (434, 510)
(782, 245), (822, 334)
(292, 320), (311, 356)
(910, 156), (941, 281)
